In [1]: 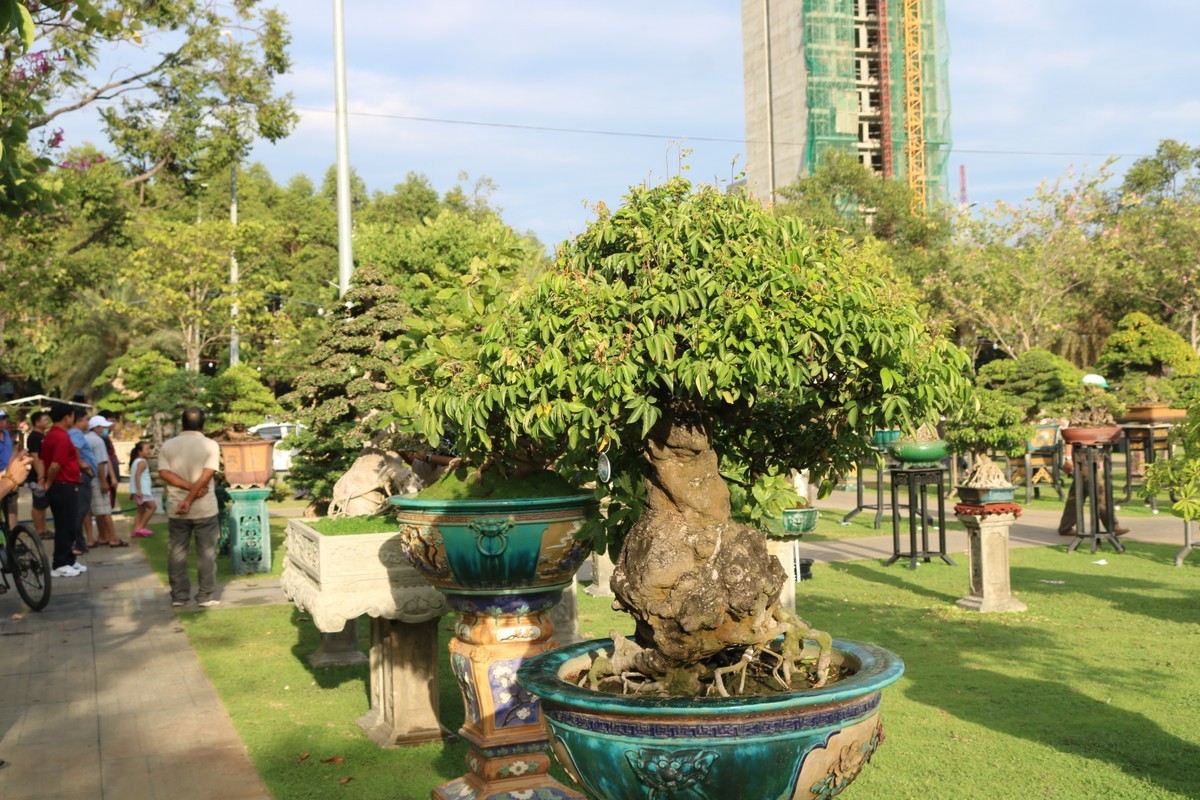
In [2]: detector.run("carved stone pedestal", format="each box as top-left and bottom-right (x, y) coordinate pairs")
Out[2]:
(434, 591), (583, 800)
(358, 617), (444, 746)
(307, 618), (368, 668)
(228, 488), (272, 574)
(954, 505), (1027, 613)
(281, 519), (450, 747)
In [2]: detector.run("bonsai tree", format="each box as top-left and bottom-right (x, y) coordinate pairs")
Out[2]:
(393, 178), (970, 691)
(977, 347), (1083, 420)
(1096, 312), (1200, 381)
(1059, 385), (1127, 428)
(943, 386), (1034, 459)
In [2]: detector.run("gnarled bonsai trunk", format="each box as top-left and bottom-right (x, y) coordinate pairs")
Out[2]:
(610, 406), (788, 675)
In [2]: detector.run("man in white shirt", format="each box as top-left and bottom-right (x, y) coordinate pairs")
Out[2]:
(158, 407), (222, 608)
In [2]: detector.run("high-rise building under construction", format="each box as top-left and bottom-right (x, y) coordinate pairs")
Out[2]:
(741, 0), (950, 207)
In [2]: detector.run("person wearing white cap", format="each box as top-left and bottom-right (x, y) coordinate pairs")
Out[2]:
(85, 415), (127, 548)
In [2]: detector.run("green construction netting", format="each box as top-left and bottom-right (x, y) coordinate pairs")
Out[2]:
(802, 0), (951, 205)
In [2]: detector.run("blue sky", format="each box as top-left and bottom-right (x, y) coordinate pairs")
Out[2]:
(76, 1), (1200, 248)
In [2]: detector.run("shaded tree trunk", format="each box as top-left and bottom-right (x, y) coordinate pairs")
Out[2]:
(610, 405), (787, 674)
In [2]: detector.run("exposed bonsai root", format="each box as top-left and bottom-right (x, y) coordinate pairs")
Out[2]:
(581, 620), (837, 698)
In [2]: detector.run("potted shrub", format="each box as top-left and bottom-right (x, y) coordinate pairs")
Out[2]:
(955, 455), (1016, 505)
(1058, 387), (1127, 446)
(1098, 311), (1198, 425)
(393, 178), (970, 799)
(942, 386), (1033, 463)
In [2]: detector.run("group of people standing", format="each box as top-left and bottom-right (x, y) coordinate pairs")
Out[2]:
(28, 404), (138, 578)
(3, 403), (217, 607)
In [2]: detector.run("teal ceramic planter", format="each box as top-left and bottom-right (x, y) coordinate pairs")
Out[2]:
(777, 507), (819, 536)
(887, 439), (948, 466)
(518, 637), (904, 800)
(872, 429), (902, 448)
(389, 494), (597, 596)
(956, 486), (1016, 505)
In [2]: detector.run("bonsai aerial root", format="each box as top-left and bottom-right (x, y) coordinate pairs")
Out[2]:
(582, 608), (835, 698)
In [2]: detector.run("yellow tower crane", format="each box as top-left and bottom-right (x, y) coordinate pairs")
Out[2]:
(902, 0), (927, 211)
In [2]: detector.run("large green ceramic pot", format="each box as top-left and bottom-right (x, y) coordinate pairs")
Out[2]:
(389, 494), (597, 596)
(886, 439), (948, 467)
(518, 637), (904, 800)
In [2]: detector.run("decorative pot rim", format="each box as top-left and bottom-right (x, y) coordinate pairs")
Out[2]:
(518, 636), (904, 716)
(388, 492), (597, 515)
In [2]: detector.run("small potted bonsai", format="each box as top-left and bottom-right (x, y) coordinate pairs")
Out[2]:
(1058, 385), (1127, 445)
(394, 178), (970, 799)
(955, 455), (1016, 505)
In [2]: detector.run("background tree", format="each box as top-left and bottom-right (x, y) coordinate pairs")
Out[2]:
(976, 347), (1084, 420)
(929, 165), (1116, 360)
(1104, 140), (1200, 348)
(116, 217), (280, 371)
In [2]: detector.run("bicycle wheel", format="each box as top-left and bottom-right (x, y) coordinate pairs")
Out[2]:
(9, 523), (51, 610)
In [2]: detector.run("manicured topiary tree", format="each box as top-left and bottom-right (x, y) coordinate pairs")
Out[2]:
(393, 178), (970, 688)
(1096, 311), (1200, 379)
(977, 347), (1084, 420)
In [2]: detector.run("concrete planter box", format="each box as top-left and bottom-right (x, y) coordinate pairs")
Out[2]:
(281, 518), (447, 632)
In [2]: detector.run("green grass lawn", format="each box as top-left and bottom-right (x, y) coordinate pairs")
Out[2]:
(178, 540), (1200, 799)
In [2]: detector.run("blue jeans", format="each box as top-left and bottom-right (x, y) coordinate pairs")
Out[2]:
(167, 515), (220, 602)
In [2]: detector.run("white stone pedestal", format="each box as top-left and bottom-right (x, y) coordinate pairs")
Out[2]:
(583, 550), (616, 597)
(281, 519), (449, 746)
(954, 510), (1027, 613)
(768, 538), (798, 613)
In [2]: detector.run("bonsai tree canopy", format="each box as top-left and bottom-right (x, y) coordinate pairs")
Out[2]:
(395, 178), (970, 686)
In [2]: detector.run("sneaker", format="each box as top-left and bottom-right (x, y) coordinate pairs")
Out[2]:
(196, 599), (221, 608)
(171, 600), (186, 607)
(71, 563), (87, 574)
(51, 565), (81, 578)
(1114, 526), (1131, 537)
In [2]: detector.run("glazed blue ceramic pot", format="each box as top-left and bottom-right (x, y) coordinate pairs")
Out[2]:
(518, 637), (904, 800)
(389, 494), (596, 596)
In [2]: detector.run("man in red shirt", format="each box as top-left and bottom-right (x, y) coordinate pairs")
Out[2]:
(40, 403), (88, 577)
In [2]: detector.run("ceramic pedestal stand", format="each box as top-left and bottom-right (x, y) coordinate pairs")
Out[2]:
(390, 493), (596, 800)
(954, 502), (1027, 613)
(227, 487), (272, 574)
(435, 590), (581, 800)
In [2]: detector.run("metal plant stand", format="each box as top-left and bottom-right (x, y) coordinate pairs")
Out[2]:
(1066, 442), (1124, 555)
(887, 466), (954, 569)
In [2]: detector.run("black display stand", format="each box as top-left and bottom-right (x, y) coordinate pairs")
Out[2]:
(887, 466), (954, 569)
(1067, 442), (1125, 555)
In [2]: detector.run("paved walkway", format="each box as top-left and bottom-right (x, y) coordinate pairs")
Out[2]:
(0, 496), (1191, 799)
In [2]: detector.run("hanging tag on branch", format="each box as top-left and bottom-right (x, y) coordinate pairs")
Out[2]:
(597, 436), (612, 484)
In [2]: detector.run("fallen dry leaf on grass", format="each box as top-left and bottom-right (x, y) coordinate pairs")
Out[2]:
(298, 753), (310, 762)
(321, 756), (344, 764)
(340, 777), (354, 785)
